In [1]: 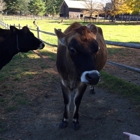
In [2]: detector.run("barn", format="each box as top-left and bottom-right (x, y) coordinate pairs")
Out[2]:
(60, 0), (87, 18)
(60, 0), (107, 19)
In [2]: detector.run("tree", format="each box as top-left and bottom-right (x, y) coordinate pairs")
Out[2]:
(28, 0), (46, 16)
(83, 0), (104, 17)
(45, 0), (63, 16)
(17, 0), (29, 15)
(4, 0), (19, 14)
(107, 0), (132, 16)
(125, 0), (140, 15)
(4, 0), (29, 14)
(0, 0), (6, 13)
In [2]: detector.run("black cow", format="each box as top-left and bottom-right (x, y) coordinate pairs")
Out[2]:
(0, 26), (45, 70)
(55, 22), (107, 130)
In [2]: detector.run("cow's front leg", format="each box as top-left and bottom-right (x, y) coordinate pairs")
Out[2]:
(59, 82), (71, 129)
(73, 83), (87, 130)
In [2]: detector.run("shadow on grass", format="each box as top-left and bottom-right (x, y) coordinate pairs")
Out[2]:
(128, 41), (140, 44)
(0, 50), (57, 80)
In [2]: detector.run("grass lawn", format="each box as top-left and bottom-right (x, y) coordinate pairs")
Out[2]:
(2, 19), (140, 44)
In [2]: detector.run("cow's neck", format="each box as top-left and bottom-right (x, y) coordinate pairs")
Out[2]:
(16, 35), (20, 52)
(0, 36), (19, 57)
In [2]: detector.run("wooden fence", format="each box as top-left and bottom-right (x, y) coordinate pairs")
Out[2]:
(0, 20), (140, 73)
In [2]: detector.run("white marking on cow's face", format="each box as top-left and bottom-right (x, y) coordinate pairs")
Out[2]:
(81, 70), (100, 84)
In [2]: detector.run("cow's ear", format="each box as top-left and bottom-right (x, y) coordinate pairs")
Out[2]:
(54, 28), (66, 46)
(97, 27), (103, 37)
(87, 24), (97, 39)
(22, 26), (29, 33)
(10, 26), (18, 33)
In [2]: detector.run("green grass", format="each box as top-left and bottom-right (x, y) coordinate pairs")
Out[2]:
(2, 19), (140, 44)
(98, 71), (140, 111)
(0, 46), (56, 114)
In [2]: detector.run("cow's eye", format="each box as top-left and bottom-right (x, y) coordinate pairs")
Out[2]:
(69, 47), (77, 55)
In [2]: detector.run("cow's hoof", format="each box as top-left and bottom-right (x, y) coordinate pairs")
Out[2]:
(90, 89), (95, 94)
(72, 121), (80, 130)
(59, 120), (68, 129)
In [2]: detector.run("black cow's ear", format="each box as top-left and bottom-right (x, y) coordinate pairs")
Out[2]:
(22, 26), (29, 33)
(10, 26), (18, 33)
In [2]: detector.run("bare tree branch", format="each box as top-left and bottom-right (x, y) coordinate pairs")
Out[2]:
(0, 0), (6, 12)
(83, 0), (104, 17)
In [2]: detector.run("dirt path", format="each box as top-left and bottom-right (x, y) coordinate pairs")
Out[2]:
(0, 48), (140, 140)
(1, 86), (140, 140)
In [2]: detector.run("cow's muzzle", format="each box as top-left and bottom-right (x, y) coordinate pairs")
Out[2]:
(81, 70), (100, 85)
(38, 42), (45, 49)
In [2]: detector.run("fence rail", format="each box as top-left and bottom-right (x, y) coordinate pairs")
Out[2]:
(105, 41), (140, 49)
(0, 20), (139, 73)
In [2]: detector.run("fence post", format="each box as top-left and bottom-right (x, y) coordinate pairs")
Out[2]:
(37, 26), (40, 39)
(4, 22), (6, 29)
(18, 24), (21, 29)
(7, 24), (9, 29)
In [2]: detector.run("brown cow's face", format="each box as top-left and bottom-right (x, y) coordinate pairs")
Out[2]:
(55, 26), (100, 85)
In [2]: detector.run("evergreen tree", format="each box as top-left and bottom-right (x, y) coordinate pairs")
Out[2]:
(45, 0), (63, 15)
(4, 0), (63, 15)
(4, 0), (19, 14)
(4, 0), (29, 14)
(28, 0), (46, 16)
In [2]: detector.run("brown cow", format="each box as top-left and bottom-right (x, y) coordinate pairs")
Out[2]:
(55, 22), (107, 130)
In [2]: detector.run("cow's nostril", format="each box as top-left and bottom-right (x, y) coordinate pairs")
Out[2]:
(86, 73), (93, 81)
(85, 72), (100, 85)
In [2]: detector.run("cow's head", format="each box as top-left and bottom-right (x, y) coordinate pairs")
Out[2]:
(10, 26), (45, 52)
(55, 25), (100, 85)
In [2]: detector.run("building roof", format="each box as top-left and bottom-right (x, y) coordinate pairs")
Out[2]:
(64, 0), (87, 9)
(63, 0), (105, 10)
